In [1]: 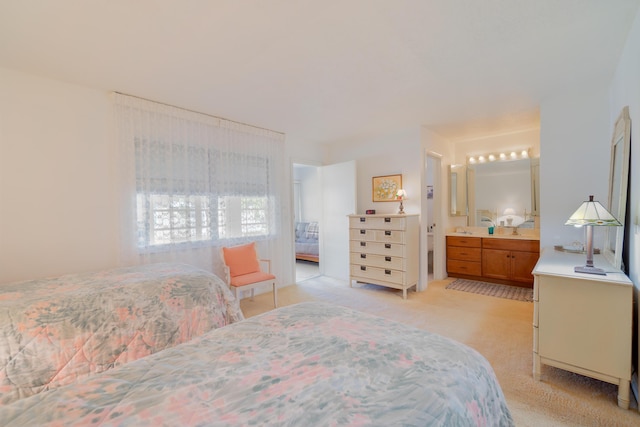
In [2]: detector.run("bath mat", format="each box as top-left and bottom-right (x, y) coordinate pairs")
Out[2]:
(446, 278), (533, 302)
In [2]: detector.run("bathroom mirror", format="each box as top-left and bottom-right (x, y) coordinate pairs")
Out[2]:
(604, 106), (630, 270)
(449, 158), (540, 227)
(468, 159), (535, 227)
(449, 164), (468, 216)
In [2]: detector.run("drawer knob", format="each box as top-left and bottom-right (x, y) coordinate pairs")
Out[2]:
(385, 243), (391, 249)
(360, 254), (366, 259)
(360, 242), (366, 247)
(385, 230), (391, 236)
(360, 229), (366, 234)
(360, 217), (366, 222)
(385, 269), (391, 275)
(360, 266), (366, 271)
(384, 217), (391, 222)
(385, 256), (391, 262)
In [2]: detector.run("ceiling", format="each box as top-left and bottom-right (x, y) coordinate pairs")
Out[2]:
(1, 1), (639, 144)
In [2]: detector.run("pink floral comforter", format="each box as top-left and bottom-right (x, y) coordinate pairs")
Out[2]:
(0, 302), (513, 426)
(0, 263), (243, 405)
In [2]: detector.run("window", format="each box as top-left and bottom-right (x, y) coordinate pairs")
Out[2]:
(136, 193), (269, 248)
(115, 93), (284, 256)
(137, 194), (211, 247)
(217, 196), (270, 239)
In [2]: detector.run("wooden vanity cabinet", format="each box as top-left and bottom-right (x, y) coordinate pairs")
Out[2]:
(446, 235), (540, 286)
(446, 236), (482, 278)
(482, 238), (539, 287)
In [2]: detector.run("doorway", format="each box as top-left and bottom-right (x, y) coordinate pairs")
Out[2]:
(292, 160), (357, 283)
(293, 163), (320, 282)
(425, 152), (443, 284)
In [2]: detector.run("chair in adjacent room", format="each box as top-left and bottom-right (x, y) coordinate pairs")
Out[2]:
(221, 242), (277, 307)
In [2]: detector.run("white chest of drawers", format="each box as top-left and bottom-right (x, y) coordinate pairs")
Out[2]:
(532, 248), (633, 408)
(348, 214), (419, 299)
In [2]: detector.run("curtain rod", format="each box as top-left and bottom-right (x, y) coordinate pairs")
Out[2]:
(114, 91), (285, 136)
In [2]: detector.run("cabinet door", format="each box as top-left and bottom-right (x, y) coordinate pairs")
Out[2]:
(482, 248), (511, 280)
(511, 251), (538, 285)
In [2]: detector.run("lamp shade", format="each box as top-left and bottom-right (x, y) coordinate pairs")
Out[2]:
(396, 189), (407, 199)
(564, 195), (621, 227)
(503, 208), (516, 216)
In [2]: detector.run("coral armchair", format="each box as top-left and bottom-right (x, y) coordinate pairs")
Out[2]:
(221, 242), (277, 307)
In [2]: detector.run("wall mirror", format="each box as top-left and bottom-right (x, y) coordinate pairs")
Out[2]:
(449, 164), (468, 216)
(604, 106), (630, 270)
(468, 159), (538, 228)
(449, 158), (540, 228)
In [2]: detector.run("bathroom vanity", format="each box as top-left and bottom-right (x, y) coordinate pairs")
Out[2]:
(446, 231), (540, 287)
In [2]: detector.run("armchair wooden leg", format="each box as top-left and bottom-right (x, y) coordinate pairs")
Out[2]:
(272, 283), (277, 307)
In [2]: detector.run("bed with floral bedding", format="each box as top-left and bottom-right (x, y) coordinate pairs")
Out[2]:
(0, 301), (513, 426)
(0, 263), (243, 406)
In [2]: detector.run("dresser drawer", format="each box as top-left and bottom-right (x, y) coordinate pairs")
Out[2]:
(350, 252), (405, 270)
(350, 264), (404, 285)
(447, 246), (481, 262)
(350, 240), (405, 257)
(482, 238), (539, 253)
(447, 259), (482, 276)
(349, 228), (405, 243)
(349, 216), (405, 231)
(447, 236), (481, 248)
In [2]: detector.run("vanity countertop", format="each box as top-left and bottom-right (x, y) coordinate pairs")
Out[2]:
(446, 227), (540, 241)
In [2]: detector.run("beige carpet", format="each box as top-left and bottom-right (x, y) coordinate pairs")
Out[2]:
(240, 276), (640, 427)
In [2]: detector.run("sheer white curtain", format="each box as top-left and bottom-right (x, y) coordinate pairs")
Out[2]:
(113, 93), (288, 280)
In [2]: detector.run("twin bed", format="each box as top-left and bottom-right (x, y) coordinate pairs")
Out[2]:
(0, 263), (513, 426)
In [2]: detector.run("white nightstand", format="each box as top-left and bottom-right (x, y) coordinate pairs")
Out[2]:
(532, 248), (633, 409)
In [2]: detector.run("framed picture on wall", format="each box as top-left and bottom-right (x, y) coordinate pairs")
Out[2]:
(372, 174), (402, 202)
(427, 185), (433, 199)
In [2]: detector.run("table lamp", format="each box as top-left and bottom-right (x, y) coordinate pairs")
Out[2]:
(503, 208), (516, 225)
(564, 195), (621, 275)
(396, 189), (406, 214)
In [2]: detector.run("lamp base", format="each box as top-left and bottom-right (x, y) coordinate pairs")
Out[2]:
(574, 265), (606, 275)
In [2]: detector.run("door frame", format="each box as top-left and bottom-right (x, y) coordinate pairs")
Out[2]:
(422, 150), (444, 289)
(291, 161), (322, 281)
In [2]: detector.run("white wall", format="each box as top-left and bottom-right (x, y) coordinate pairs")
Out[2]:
(539, 87), (611, 249)
(0, 67), (118, 283)
(326, 127), (422, 215)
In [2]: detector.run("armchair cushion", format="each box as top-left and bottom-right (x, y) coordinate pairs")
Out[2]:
(230, 271), (276, 288)
(222, 242), (260, 277)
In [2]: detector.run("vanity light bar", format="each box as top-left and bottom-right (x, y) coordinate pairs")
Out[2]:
(467, 148), (530, 164)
